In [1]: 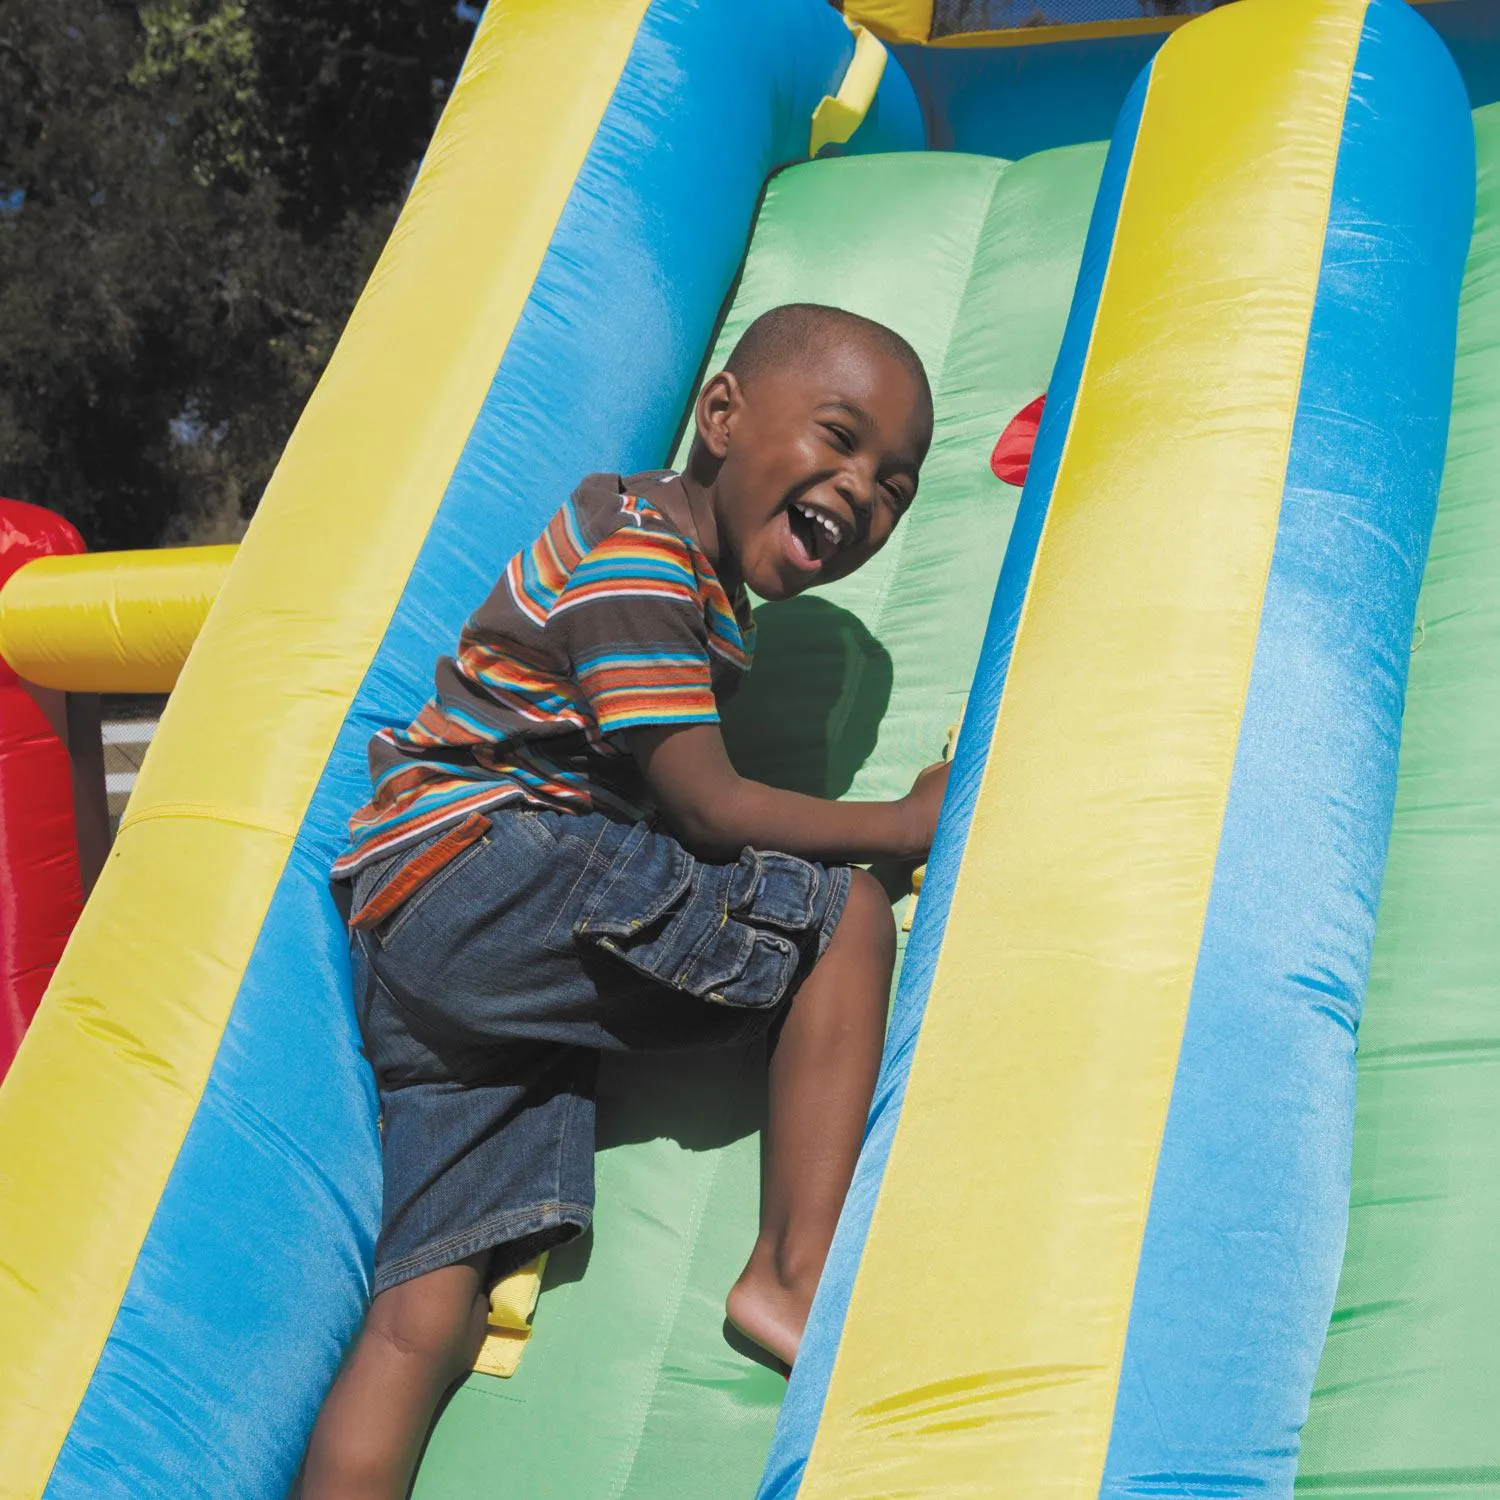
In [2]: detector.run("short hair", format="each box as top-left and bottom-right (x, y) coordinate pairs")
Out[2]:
(724, 302), (932, 414)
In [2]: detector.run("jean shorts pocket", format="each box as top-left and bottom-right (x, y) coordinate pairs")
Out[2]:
(684, 924), (799, 1010)
(574, 836), (809, 1012)
(576, 824), (695, 939)
(542, 820), (692, 955)
(726, 850), (819, 932)
(373, 829), (492, 948)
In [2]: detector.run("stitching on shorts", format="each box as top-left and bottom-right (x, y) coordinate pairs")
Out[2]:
(351, 814), (490, 932)
(576, 822), (694, 941)
(374, 831), (492, 947)
(544, 815), (623, 951)
(672, 863), (720, 985)
(773, 851), (820, 928)
(512, 808), (556, 851)
(372, 967), (489, 1053)
(815, 865), (853, 959)
(527, 807), (611, 860)
(686, 858), (812, 1004)
(374, 1199), (592, 1292)
(582, 820), (650, 925)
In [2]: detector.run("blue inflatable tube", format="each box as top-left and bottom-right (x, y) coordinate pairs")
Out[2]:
(763, 2), (1473, 1495)
(1102, 2), (1474, 1490)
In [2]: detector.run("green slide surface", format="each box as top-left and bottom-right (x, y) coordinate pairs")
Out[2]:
(1297, 103), (1500, 1497)
(412, 143), (1106, 1497)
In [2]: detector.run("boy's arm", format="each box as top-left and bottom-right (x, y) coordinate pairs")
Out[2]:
(629, 723), (949, 865)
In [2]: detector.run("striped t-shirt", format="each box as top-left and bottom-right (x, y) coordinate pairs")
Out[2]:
(331, 472), (755, 878)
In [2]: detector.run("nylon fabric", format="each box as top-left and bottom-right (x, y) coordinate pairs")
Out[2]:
(889, 0), (1497, 170)
(2, 3), (1483, 1498)
(28, 3), (904, 1497)
(0, 546), (235, 694)
(787, 5), (1375, 1495)
(809, 25), (889, 157)
(1295, 100), (1500, 1500)
(930, 18), (1186, 47)
(894, 35), (1169, 158)
(845, 0), (933, 44)
(0, 680), (78, 1077)
(0, 500), (84, 1079)
(900, 3), (1500, 168)
(1, 2), (658, 1494)
(1102, 2), (1474, 1492)
(415, 143), (1104, 1500)
(758, 104), (1134, 1499)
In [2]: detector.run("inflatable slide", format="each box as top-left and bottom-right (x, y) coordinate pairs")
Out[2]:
(0, 1), (1492, 1496)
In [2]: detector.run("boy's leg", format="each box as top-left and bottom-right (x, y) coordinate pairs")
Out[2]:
(299, 1252), (490, 1500)
(727, 867), (894, 1366)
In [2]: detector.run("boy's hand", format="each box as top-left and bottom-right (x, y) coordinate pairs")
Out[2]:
(898, 760), (951, 861)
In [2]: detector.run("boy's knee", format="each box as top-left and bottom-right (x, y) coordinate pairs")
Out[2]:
(841, 868), (896, 958)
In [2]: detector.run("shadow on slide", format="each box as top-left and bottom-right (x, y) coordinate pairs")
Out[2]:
(724, 595), (894, 801)
(544, 596), (892, 1301)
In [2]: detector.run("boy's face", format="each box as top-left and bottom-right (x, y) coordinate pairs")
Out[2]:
(698, 338), (931, 602)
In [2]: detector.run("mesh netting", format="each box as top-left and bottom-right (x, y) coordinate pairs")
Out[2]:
(933, 0), (1235, 34)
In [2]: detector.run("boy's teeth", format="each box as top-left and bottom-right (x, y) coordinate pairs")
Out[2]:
(796, 504), (839, 544)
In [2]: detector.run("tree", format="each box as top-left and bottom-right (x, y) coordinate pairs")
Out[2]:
(0, 1), (477, 550)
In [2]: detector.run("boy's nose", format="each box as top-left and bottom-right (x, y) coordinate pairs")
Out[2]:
(836, 465), (876, 522)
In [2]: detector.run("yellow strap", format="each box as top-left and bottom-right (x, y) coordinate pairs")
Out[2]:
(810, 24), (888, 158)
(486, 1253), (547, 1332)
(473, 1254), (548, 1380)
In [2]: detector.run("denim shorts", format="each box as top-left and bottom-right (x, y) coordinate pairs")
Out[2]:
(344, 805), (851, 1296)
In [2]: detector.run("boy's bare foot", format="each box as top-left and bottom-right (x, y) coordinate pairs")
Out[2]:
(725, 1255), (818, 1367)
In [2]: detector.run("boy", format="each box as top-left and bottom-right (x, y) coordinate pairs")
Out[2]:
(302, 303), (947, 1497)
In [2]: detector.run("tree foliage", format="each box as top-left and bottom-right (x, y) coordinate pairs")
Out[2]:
(0, 1), (477, 549)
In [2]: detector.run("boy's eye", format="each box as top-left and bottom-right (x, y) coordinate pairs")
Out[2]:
(882, 480), (911, 514)
(824, 423), (855, 453)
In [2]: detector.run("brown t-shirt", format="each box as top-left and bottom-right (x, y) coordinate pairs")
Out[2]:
(331, 472), (755, 877)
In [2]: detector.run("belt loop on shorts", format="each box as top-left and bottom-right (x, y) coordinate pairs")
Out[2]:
(349, 812), (491, 933)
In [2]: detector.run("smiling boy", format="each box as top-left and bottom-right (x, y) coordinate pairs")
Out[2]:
(301, 303), (947, 1497)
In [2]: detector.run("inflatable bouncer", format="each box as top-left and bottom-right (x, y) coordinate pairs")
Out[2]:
(0, 0), (1495, 1495)
(0, 500), (85, 1079)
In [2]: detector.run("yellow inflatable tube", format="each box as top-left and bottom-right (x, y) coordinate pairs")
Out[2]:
(0, 2), (653, 1491)
(0, 546), (236, 694)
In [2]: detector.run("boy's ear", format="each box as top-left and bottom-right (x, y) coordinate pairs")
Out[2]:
(694, 370), (741, 460)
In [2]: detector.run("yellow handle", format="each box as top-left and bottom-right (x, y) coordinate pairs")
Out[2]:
(809, 24), (888, 157)
(487, 1252), (548, 1332)
(474, 1251), (549, 1380)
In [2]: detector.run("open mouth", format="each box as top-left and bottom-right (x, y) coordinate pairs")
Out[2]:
(786, 501), (848, 567)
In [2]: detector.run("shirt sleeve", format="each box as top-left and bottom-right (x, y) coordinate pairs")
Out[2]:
(549, 526), (720, 736)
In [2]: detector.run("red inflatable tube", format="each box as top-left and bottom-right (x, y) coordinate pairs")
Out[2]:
(0, 498), (86, 1078)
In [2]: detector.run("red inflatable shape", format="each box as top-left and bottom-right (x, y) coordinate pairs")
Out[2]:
(0, 497), (85, 1078)
(991, 393), (1047, 487)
